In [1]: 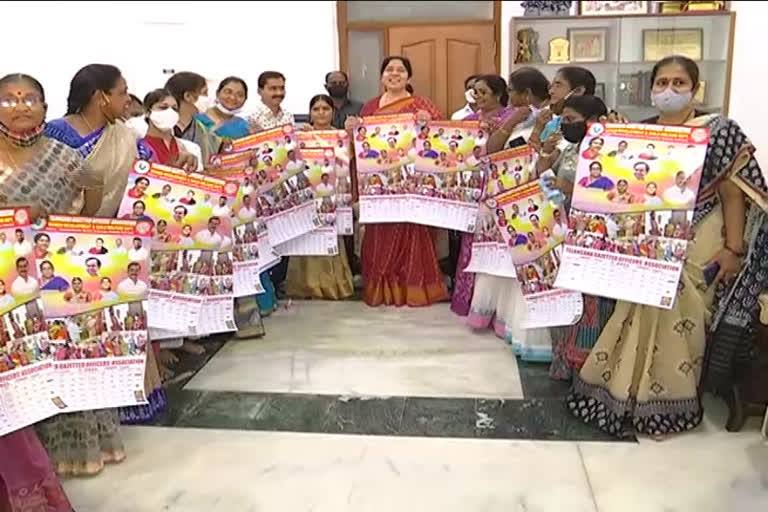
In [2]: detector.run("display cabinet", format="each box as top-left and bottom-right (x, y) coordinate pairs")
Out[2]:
(510, 11), (735, 121)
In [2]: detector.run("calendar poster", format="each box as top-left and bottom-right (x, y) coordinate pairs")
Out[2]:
(0, 298), (60, 436)
(297, 130), (354, 236)
(48, 301), (148, 413)
(555, 208), (690, 309)
(34, 216), (151, 318)
(414, 120), (483, 174)
(485, 145), (536, 197)
(354, 114), (416, 224)
(514, 246), (583, 328)
(219, 124), (295, 157)
(463, 205), (515, 278)
(232, 220), (281, 298)
(147, 249), (235, 335)
(487, 181), (568, 265)
(0, 208), (41, 316)
(571, 123), (708, 214)
(117, 160), (238, 251)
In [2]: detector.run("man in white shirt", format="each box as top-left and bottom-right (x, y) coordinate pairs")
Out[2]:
(551, 209), (567, 238)
(451, 75), (479, 120)
(11, 257), (39, 297)
(247, 71), (295, 131)
(315, 173), (334, 197)
(237, 195), (258, 222)
(194, 217), (223, 248)
(117, 262), (148, 297)
(0, 233), (10, 251)
(663, 171), (696, 206)
(13, 229), (32, 257)
(128, 237), (149, 262)
(113, 237), (128, 255)
(212, 196), (232, 217)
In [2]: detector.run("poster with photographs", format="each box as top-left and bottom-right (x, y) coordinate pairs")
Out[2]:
(232, 220), (281, 298)
(354, 114), (417, 223)
(487, 181), (568, 265)
(47, 301), (149, 413)
(571, 123), (708, 214)
(273, 147), (339, 256)
(147, 249), (236, 335)
(118, 160), (238, 252)
(485, 145), (537, 197)
(297, 130), (354, 236)
(34, 216), (152, 317)
(463, 205), (517, 278)
(556, 123), (708, 309)
(414, 120), (484, 174)
(514, 246), (583, 328)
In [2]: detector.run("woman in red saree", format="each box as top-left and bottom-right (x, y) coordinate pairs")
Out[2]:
(348, 56), (449, 306)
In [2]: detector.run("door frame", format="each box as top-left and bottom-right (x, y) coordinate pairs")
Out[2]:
(336, 0), (501, 75)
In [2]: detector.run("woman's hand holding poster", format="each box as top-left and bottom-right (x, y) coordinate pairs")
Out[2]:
(297, 130), (354, 236)
(554, 122), (710, 309)
(0, 208), (61, 436)
(33, 215), (151, 415)
(487, 183), (583, 328)
(273, 148), (340, 256)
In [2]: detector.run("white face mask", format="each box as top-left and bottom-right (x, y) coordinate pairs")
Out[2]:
(465, 89), (476, 104)
(194, 95), (211, 113)
(651, 88), (692, 114)
(125, 116), (148, 139)
(215, 101), (244, 116)
(149, 108), (179, 132)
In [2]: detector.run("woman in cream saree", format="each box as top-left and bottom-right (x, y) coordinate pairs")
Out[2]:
(567, 67), (768, 437)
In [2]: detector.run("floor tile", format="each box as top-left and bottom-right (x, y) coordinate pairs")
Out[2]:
(186, 301), (523, 399)
(63, 426), (598, 512)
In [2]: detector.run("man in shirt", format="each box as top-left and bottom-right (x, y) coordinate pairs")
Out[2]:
(0, 233), (10, 251)
(663, 171), (696, 206)
(85, 257), (101, 278)
(248, 71), (294, 131)
(117, 262), (148, 298)
(212, 195), (232, 217)
(325, 71), (362, 129)
(13, 229), (32, 257)
(451, 75), (479, 120)
(194, 216), (223, 248)
(129, 237), (149, 262)
(11, 257), (39, 297)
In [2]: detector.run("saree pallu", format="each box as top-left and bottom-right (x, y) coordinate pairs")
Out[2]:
(0, 428), (72, 512)
(285, 238), (354, 300)
(87, 122), (141, 217)
(568, 115), (768, 437)
(359, 95), (449, 307)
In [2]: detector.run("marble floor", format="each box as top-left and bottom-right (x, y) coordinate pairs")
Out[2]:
(60, 300), (768, 511)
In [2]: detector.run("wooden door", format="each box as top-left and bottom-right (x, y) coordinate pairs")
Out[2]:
(387, 24), (496, 117)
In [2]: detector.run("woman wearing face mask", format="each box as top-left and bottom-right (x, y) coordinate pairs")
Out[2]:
(164, 71), (222, 165)
(0, 72), (101, 509)
(567, 56), (768, 438)
(137, 88), (202, 171)
(195, 76), (250, 138)
(284, 94), (354, 300)
(534, 95), (618, 381)
(345, 56), (448, 307)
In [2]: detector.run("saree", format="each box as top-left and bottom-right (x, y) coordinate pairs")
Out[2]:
(452, 106), (520, 316)
(0, 135), (98, 509)
(284, 237), (354, 300)
(195, 113), (250, 139)
(41, 121), (132, 472)
(567, 114), (768, 437)
(359, 95), (449, 307)
(548, 143), (616, 380)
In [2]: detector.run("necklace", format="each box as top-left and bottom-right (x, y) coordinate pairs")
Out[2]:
(80, 113), (95, 133)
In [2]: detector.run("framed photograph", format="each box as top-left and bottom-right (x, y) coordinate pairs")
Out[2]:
(579, 1), (648, 15)
(642, 28), (703, 62)
(595, 82), (606, 100)
(568, 28), (607, 63)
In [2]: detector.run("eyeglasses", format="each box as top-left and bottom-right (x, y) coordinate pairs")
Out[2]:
(0, 94), (43, 109)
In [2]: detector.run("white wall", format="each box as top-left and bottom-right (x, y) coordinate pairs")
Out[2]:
(1, 1), (338, 117)
(728, 1), (767, 170)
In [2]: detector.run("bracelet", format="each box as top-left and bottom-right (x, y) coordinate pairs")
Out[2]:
(725, 244), (745, 257)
